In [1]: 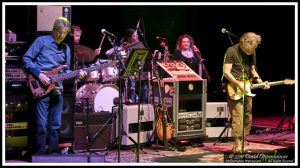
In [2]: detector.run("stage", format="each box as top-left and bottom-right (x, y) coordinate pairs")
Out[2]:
(4, 115), (296, 165)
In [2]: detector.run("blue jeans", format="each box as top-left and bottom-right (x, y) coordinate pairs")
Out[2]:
(35, 94), (63, 154)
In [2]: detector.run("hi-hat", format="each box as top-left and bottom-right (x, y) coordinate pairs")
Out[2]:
(74, 45), (95, 63)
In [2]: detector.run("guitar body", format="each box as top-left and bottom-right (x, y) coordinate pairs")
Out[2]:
(28, 65), (66, 98)
(226, 80), (254, 101)
(155, 107), (174, 142)
(28, 62), (113, 98)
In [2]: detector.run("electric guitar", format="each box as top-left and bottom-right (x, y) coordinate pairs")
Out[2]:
(226, 79), (295, 100)
(28, 62), (113, 98)
(154, 63), (174, 143)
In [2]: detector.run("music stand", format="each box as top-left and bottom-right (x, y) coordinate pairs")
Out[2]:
(122, 48), (150, 77)
(122, 48), (149, 162)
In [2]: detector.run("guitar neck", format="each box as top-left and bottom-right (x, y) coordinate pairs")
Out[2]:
(251, 80), (285, 89)
(51, 64), (106, 83)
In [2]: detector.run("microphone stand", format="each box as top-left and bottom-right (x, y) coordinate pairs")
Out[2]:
(226, 33), (247, 153)
(135, 23), (154, 162)
(227, 34), (234, 46)
(107, 36), (134, 162)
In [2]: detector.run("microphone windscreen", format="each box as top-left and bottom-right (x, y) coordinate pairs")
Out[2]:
(221, 28), (226, 33)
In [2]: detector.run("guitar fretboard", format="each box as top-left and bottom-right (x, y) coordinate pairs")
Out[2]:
(251, 81), (285, 89)
(50, 63), (111, 83)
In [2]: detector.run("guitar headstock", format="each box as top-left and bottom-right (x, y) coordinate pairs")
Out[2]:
(284, 79), (295, 85)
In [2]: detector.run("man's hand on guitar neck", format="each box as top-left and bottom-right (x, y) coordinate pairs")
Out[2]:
(261, 81), (270, 90)
(256, 78), (270, 90)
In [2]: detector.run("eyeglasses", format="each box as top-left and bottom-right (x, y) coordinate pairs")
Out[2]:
(244, 40), (260, 46)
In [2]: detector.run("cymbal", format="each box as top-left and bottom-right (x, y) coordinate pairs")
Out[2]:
(74, 45), (95, 63)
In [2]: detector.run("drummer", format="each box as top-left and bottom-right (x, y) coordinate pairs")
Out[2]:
(105, 28), (148, 104)
(72, 25), (101, 57)
(72, 25), (103, 83)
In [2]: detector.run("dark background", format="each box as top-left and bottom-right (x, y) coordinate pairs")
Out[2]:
(5, 4), (296, 117)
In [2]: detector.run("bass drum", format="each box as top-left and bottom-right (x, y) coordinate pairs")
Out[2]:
(76, 83), (119, 113)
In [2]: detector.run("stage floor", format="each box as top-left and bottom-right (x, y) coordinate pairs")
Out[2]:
(4, 115), (296, 165)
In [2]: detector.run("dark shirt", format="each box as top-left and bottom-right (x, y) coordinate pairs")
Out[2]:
(224, 44), (256, 80)
(170, 49), (200, 74)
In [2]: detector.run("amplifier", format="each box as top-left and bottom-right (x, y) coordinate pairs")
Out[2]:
(5, 122), (28, 130)
(5, 67), (27, 81)
(113, 104), (154, 146)
(205, 102), (232, 138)
(5, 81), (28, 90)
(5, 122), (28, 148)
(73, 112), (115, 151)
(206, 102), (229, 119)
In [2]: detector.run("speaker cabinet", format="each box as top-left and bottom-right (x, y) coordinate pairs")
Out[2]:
(205, 102), (232, 138)
(60, 91), (75, 140)
(73, 113), (115, 151)
(113, 104), (154, 146)
(5, 93), (29, 148)
(37, 5), (71, 32)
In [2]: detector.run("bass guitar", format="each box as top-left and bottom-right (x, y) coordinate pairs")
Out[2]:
(28, 62), (113, 98)
(226, 79), (295, 100)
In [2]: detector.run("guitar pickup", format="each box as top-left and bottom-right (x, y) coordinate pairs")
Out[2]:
(31, 80), (39, 89)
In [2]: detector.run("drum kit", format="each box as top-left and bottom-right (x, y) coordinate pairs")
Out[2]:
(74, 44), (121, 114)
(74, 42), (147, 113)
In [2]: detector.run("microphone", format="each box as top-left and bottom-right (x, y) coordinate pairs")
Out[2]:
(101, 29), (116, 37)
(221, 28), (238, 38)
(156, 36), (166, 40)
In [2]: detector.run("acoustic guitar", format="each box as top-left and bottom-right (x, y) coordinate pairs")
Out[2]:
(226, 79), (295, 100)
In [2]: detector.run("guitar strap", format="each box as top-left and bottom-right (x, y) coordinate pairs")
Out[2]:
(221, 45), (246, 83)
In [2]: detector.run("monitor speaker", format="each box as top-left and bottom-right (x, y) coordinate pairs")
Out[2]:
(60, 91), (75, 141)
